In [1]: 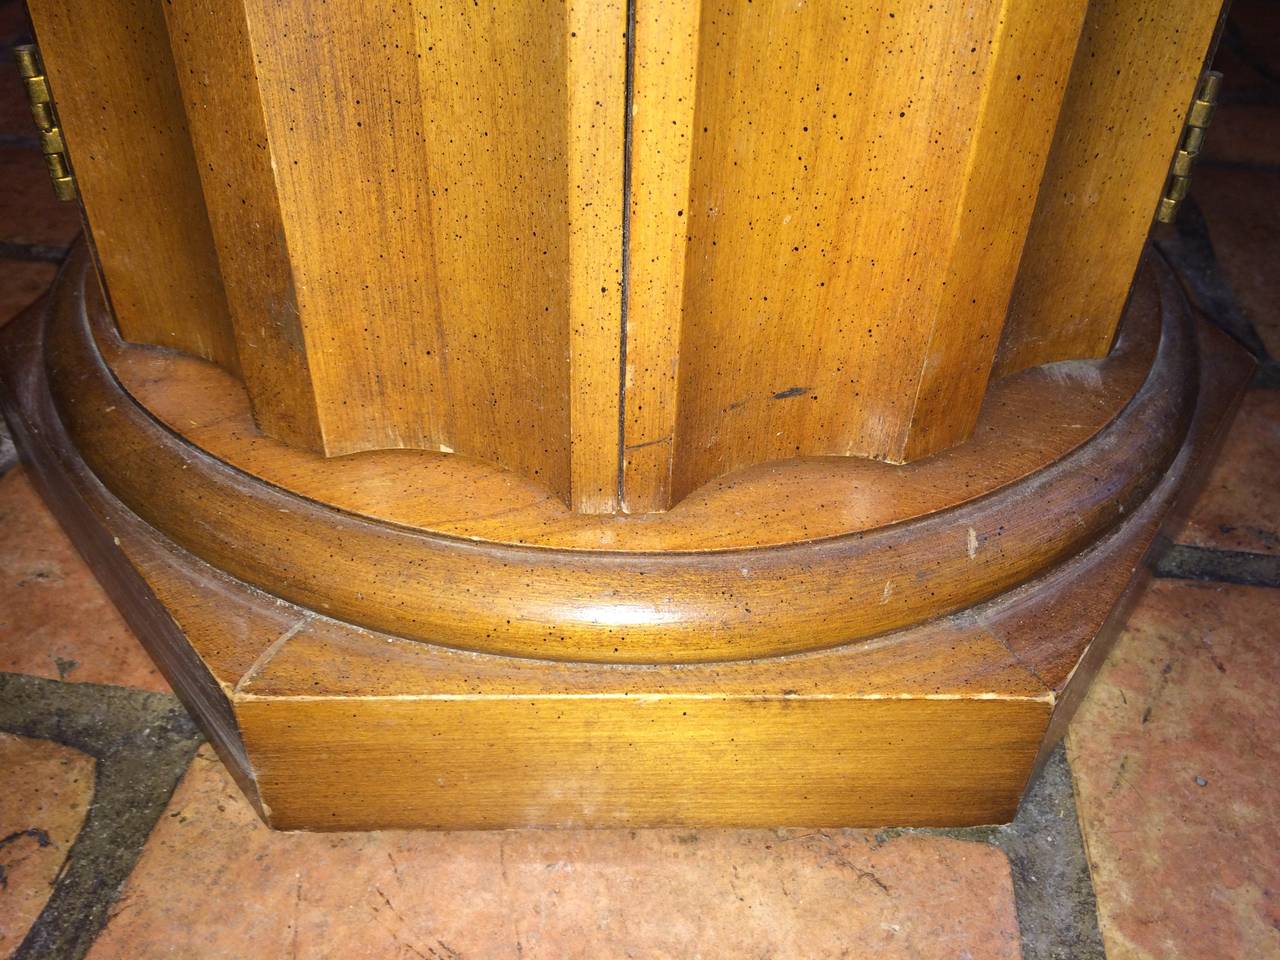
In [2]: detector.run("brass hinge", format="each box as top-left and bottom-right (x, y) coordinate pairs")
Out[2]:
(1156, 70), (1222, 224)
(13, 43), (78, 202)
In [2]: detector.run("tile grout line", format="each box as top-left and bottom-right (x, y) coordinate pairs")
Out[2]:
(876, 746), (1106, 960)
(0, 671), (204, 960)
(0, 238), (69, 263)
(1154, 542), (1280, 588)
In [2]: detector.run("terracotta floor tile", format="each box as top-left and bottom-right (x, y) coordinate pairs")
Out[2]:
(0, 468), (168, 691)
(0, 146), (82, 250)
(0, 732), (95, 954)
(1193, 166), (1280, 358)
(1174, 389), (1280, 555)
(1067, 579), (1280, 960)
(88, 746), (1021, 960)
(0, 258), (56, 326)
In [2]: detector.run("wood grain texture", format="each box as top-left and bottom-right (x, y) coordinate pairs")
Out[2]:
(567, 0), (627, 512)
(37, 0), (1225, 515)
(162, 0), (325, 449)
(242, 698), (1048, 830)
(665, 0), (1085, 502)
(621, 0), (701, 512)
(0, 259), (1251, 828)
(996, 0), (1228, 376)
(41, 245), (1197, 665)
(161, 0), (626, 509)
(416, 0), (620, 509)
(24, 0), (237, 372)
(101, 268), (1163, 551)
(897, 0), (1089, 460)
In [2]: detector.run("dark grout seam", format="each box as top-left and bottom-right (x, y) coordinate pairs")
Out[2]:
(1251, 360), (1280, 390)
(876, 746), (1106, 960)
(0, 239), (70, 264)
(0, 671), (204, 960)
(1154, 543), (1280, 588)
(1154, 199), (1275, 369)
(0, 417), (16, 477)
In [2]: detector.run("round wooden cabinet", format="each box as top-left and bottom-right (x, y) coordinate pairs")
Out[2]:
(1, 0), (1248, 828)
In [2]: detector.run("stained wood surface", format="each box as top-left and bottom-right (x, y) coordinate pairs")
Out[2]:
(23, 0), (237, 372)
(621, 0), (701, 513)
(29, 0), (1225, 516)
(661, 0), (1085, 503)
(242, 698), (1047, 830)
(566, 0), (627, 512)
(42, 247), (1200, 664)
(0, 262), (1252, 828)
(162, 0), (324, 449)
(102, 268), (1162, 551)
(996, 0), (1228, 375)
(160, 0), (627, 509)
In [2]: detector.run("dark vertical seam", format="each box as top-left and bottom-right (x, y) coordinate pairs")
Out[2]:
(616, 0), (637, 510)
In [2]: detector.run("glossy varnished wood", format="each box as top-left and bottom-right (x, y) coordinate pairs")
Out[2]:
(98, 266), (1162, 552)
(160, 0), (627, 510)
(24, 0), (237, 372)
(0, 256), (1251, 828)
(662, 0), (1085, 503)
(39, 246), (1192, 665)
(997, 0), (1227, 375)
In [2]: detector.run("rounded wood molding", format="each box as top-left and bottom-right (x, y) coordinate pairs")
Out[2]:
(43, 247), (1196, 664)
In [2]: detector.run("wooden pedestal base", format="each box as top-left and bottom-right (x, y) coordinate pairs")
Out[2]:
(0, 249), (1251, 829)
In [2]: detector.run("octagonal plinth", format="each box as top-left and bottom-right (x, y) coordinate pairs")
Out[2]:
(0, 247), (1251, 829)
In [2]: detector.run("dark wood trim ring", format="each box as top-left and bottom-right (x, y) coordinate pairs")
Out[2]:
(0, 247), (1253, 828)
(31, 247), (1198, 664)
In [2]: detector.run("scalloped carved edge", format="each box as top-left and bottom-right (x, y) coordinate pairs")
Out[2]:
(0, 251), (1253, 827)
(17, 250), (1206, 664)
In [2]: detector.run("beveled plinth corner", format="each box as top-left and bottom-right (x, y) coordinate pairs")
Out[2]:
(0, 249), (1253, 830)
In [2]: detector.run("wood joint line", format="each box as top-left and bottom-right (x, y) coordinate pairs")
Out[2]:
(233, 613), (314, 695)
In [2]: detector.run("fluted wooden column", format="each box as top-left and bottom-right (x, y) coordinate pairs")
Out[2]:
(1, 0), (1247, 829)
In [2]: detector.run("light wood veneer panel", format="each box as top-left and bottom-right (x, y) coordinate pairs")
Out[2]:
(663, 0), (1084, 503)
(622, 0), (701, 512)
(25, 0), (237, 373)
(162, 0), (325, 449)
(241, 697), (1049, 830)
(34, 0), (1227, 517)
(996, 0), (1227, 376)
(566, 0), (627, 512)
(163, 0), (626, 510)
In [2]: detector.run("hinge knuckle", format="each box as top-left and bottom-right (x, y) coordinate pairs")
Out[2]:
(11, 43), (79, 202)
(1156, 70), (1223, 225)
